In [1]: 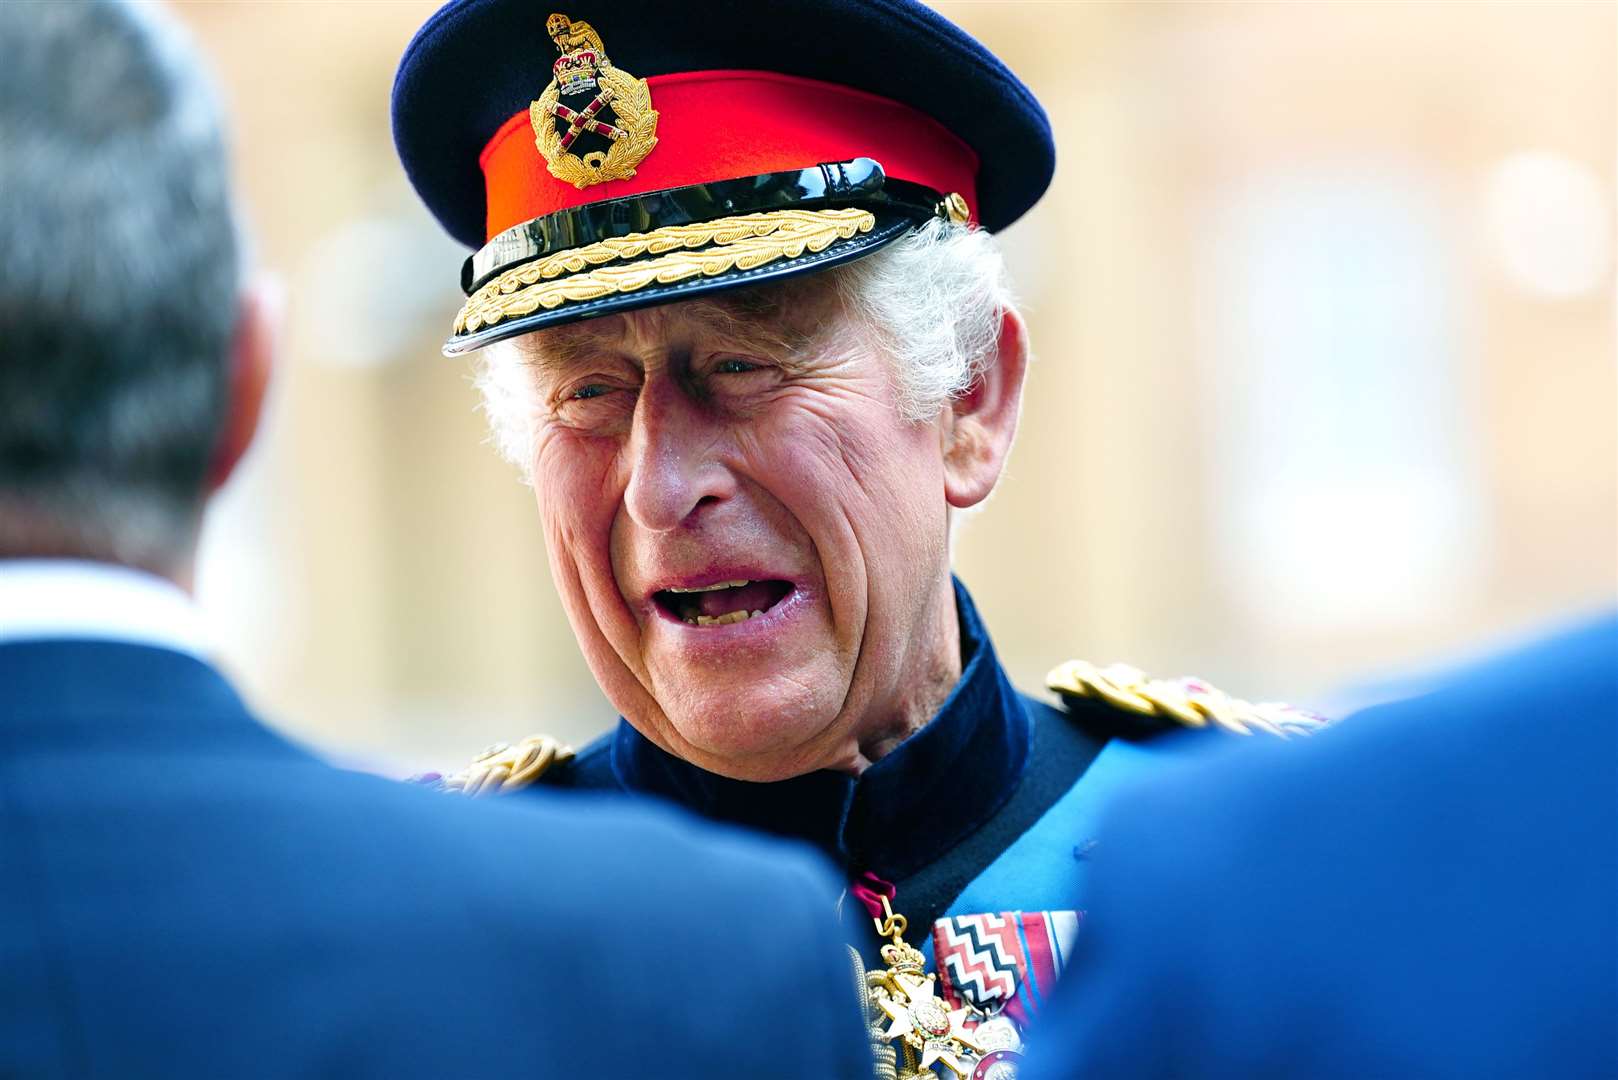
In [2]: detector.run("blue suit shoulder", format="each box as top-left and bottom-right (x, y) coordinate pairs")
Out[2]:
(1024, 614), (1618, 1080)
(0, 642), (867, 1079)
(337, 775), (871, 1076)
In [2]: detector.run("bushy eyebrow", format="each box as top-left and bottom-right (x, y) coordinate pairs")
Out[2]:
(517, 321), (616, 377)
(513, 275), (842, 378)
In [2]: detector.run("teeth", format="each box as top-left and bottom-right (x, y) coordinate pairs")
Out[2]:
(687, 609), (765, 626)
(666, 579), (751, 594)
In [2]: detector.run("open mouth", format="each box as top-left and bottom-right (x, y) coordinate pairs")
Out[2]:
(653, 579), (795, 626)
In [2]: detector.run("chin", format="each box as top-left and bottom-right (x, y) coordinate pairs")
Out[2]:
(661, 688), (848, 780)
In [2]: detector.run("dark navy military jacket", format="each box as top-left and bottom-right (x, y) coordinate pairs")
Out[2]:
(1024, 614), (1618, 1080)
(527, 580), (1208, 963)
(0, 640), (868, 1078)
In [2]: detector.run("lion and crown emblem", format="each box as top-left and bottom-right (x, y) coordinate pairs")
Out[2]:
(530, 12), (660, 189)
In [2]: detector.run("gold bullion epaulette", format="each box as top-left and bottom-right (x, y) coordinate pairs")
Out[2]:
(432, 734), (575, 796)
(1046, 659), (1329, 738)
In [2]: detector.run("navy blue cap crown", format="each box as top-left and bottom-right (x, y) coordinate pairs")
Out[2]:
(393, 0), (1054, 249)
(392, 0), (1054, 351)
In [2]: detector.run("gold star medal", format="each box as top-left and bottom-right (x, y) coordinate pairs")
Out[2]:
(864, 895), (985, 1079)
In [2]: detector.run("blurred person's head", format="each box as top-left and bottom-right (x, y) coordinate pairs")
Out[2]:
(0, 0), (276, 588)
(475, 221), (1029, 782)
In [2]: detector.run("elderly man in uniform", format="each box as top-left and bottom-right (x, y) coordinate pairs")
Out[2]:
(394, 2), (1324, 1074)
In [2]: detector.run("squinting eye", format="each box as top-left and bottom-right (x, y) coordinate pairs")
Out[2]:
(713, 358), (758, 375)
(571, 384), (611, 400)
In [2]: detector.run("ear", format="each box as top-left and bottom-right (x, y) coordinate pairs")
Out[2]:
(942, 306), (1028, 509)
(205, 275), (282, 494)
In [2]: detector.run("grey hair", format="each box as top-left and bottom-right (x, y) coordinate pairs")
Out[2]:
(831, 217), (1014, 422)
(473, 218), (1014, 481)
(0, 0), (240, 568)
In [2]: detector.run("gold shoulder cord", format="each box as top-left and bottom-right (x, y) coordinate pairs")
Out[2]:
(1046, 659), (1328, 738)
(849, 947), (901, 1080)
(436, 735), (575, 796)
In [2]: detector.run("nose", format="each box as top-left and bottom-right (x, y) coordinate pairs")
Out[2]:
(621, 377), (736, 532)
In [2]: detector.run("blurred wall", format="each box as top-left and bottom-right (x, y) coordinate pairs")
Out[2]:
(178, 1), (1617, 771)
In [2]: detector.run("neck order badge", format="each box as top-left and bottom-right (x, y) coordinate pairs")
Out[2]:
(855, 882), (988, 1080)
(851, 876), (1076, 1079)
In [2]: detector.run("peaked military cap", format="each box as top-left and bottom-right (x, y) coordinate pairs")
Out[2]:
(392, 0), (1054, 354)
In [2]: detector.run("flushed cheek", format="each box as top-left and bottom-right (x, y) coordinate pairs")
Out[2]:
(756, 401), (941, 552)
(756, 402), (947, 660)
(725, 428), (874, 681)
(534, 451), (610, 589)
(533, 433), (647, 671)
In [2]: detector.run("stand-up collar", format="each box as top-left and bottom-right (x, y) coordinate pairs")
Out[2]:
(609, 578), (1032, 878)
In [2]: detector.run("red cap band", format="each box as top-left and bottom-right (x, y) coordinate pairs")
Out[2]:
(480, 70), (980, 242)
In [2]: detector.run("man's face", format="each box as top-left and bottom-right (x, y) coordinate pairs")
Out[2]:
(501, 279), (959, 780)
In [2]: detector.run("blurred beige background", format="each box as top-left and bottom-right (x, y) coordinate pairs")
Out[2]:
(175, 1), (1616, 773)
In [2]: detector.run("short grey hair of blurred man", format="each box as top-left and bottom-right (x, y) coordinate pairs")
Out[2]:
(0, 0), (274, 583)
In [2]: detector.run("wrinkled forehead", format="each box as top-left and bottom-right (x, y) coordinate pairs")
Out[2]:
(507, 271), (850, 368)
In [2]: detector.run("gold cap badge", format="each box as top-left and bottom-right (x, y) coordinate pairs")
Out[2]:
(530, 13), (659, 189)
